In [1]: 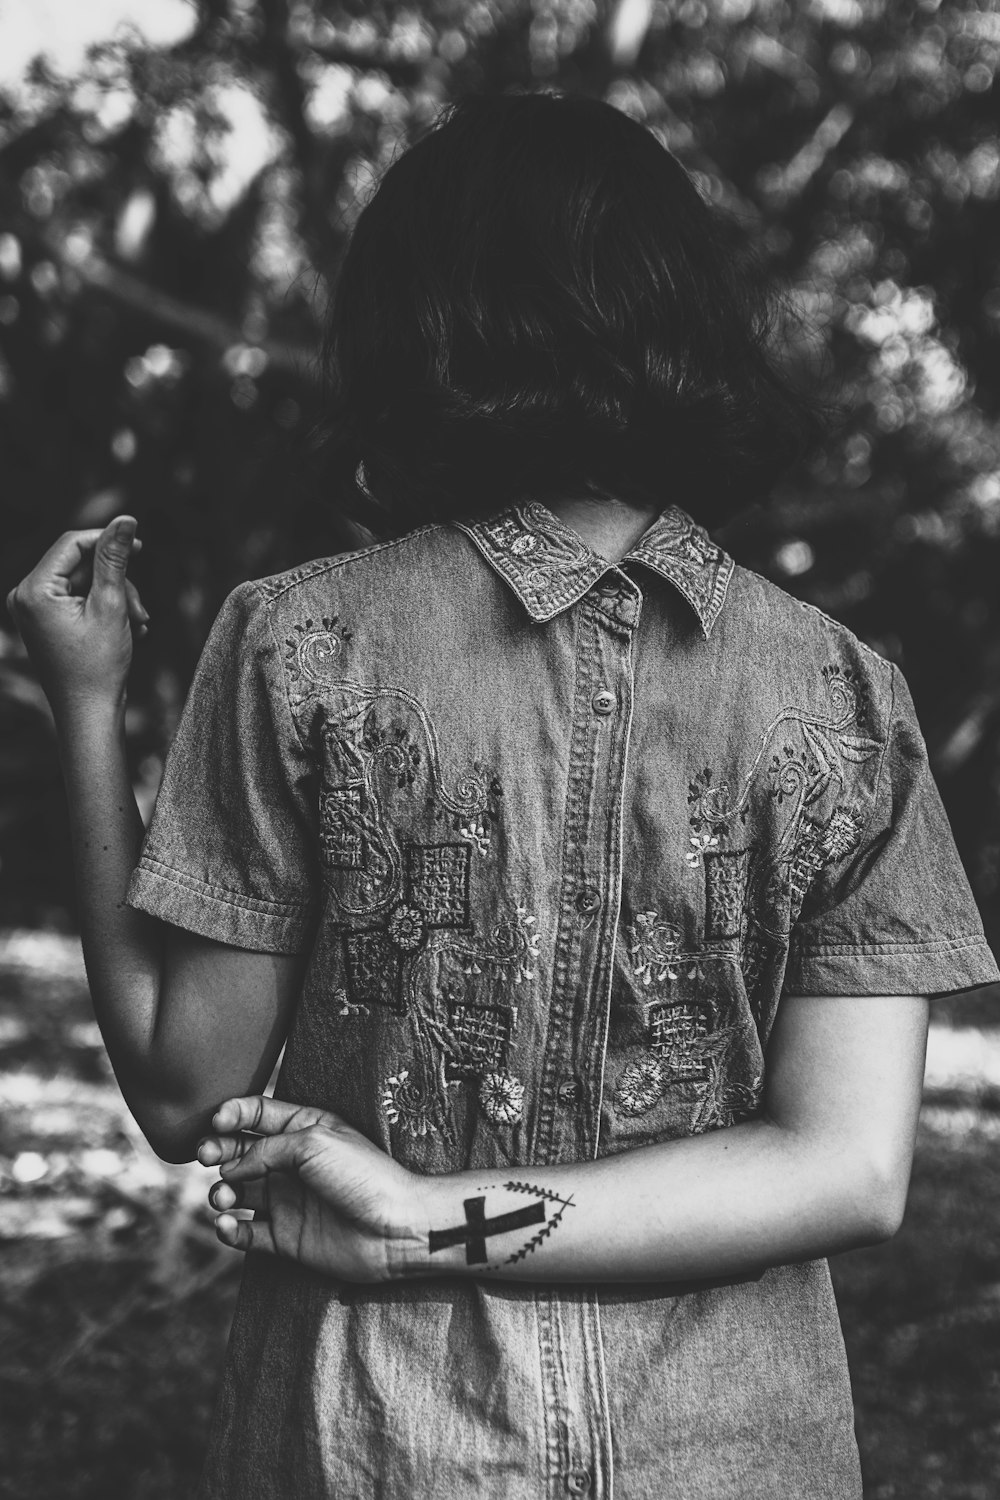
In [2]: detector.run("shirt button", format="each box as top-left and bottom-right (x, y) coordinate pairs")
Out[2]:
(575, 887), (601, 915)
(557, 1077), (583, 1106)
(595, 577), (619, 596)
(567, 1471), (592, 1494)
(591, 689), (616, 715)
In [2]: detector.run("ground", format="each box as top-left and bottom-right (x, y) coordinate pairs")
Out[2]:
(0, 930), (997, 1499)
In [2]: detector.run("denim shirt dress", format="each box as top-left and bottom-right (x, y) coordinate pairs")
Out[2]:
(127, 501), (999, 1500)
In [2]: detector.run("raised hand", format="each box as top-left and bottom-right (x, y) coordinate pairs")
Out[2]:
(199, 1096), (431, 1284)
(6, 516), (148, 718)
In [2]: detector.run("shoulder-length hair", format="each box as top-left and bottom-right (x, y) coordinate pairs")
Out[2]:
(318, 92), (828, 535)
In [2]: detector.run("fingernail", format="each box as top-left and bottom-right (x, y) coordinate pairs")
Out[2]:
(115, 518), (136, 540)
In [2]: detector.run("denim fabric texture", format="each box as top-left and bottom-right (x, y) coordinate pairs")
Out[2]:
(127, 500), (999, 1500)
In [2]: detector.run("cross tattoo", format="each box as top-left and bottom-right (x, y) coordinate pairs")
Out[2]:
(428, 1195), (547, 1265)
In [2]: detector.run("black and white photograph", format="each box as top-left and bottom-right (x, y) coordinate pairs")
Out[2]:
(1, 2), (999, 1497)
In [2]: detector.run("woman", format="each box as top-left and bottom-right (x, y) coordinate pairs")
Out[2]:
(9, 94), (997, 1499)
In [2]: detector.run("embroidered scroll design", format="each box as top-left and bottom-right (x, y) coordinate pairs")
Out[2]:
(317, 681), (503, 920)
(625, 910), (738, 988)
(285, 616), (354, 683)
(686, 665), (881, 1027)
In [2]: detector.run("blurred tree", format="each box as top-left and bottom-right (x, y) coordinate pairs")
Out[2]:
(1, 0), (998, 941)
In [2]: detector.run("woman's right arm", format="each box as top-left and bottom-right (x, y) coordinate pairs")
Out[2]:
(7, 521), (302, 1162)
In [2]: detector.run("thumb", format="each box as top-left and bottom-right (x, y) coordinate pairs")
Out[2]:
(90, 516), (137, 608)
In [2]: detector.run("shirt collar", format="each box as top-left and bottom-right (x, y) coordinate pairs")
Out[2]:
(454, 501), (734, 638)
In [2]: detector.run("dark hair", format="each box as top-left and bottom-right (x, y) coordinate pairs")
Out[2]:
(319, 92), (828, 534)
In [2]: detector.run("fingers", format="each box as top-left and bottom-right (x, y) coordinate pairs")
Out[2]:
(209, 1177), (268, 1214)
(90, 516), (138, 612)
(214, 1212), (278, 1256)
(125, 578), (150, 638)
(211, 1095), (334, 1138)
(65, 535), (142, 596)
(32, 528), (105, 584)
(197, 1131), (252, 1168)
(219, 1128), (317, 1183)
(6, 529), (103, 622)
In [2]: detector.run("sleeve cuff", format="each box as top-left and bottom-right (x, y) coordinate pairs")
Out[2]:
(783, 935), (1000, 998)
(126, 858), (316, 955)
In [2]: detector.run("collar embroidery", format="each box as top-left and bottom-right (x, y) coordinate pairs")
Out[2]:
(455, 501), (734, 637)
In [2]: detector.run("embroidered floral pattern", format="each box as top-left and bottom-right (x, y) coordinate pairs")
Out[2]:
(626, 506), (733, 636)
(432, 765), (503, 856)
(341, 842), (472, 1013)
(380, 1069), (436, 1138)
(684, 665), (884, 1039)
(692, 1071), (764, 1134)
(614, 1056), (667, 1117)
(439, 903), (540, 988)
(285, 616), (353, 684)
(627, 910), (683, 984)
(362, 713), (422, 789)
(479, 1072), (525, 1125)
(334, 985), (368, 1018)
(685, 831), (720, 869)
(318, 683), (504, 919)
(385, 902), (426, 952)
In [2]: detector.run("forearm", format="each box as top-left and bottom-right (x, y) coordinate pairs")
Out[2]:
(54, 701), (165, 1097)
(407, 1118), (897, 1285)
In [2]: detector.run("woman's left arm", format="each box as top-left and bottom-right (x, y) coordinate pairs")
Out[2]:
(202, 991), (929, 1284)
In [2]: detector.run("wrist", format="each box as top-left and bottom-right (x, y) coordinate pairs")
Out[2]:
(51, 691), (128, 740)
(385, 1171), (457, 1282)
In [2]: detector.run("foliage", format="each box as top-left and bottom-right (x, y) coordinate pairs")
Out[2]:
(1, 0), (999, 936)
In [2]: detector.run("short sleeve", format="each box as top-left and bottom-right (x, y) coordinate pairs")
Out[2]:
(126, 581), (320, 954)
(784, 662), (999, 997)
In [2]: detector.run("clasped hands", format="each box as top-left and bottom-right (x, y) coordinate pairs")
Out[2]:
(198, 1096), (433, 1284)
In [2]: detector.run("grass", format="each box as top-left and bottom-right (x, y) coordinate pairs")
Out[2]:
(0, 930), (997, 1499)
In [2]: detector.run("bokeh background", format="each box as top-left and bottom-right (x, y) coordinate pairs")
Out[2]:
(0, 2), (998, 1497)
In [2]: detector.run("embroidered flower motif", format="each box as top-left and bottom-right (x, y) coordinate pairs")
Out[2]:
(479, 1072), (525, 1125)
(444, 767), (503, 854)
(380, 1070), (435, 1137)
(627, 910), (682, 984)
(285, 617), (353, 684)
(334, 985), (369, 1018)
(685, 831), (719, 869)
(362, 714), (421, 788)
(819, 805), (864, 863)
(687, 767), (733, 835)
(449, 903), (540, 984)
(386, 902), (426, 952)
(614, 1057), (667, 1117)
(458, 816), (489, 855)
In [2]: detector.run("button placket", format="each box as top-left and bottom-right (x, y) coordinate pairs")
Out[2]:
(532, 588), (638, 1500)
